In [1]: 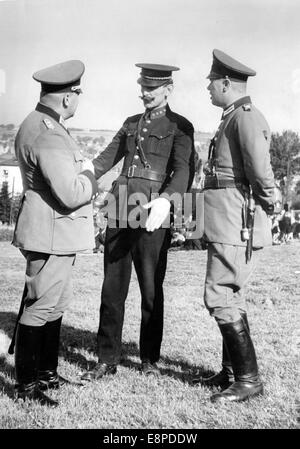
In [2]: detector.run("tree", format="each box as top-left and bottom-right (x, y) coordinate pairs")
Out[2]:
(0, 181), (11, 224)
(270, 130), (300, 203)
(295, 180), (300, 196)
(6, 124), (15, 131)
(291, 180), (300, 210)
(10, 193), (22, 224)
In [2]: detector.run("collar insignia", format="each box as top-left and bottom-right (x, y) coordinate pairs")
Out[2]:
(222, 104), (235, 119)
(242, 104), (251, 111)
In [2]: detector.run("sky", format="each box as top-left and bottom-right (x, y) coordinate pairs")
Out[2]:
(0, 0), (300, 133)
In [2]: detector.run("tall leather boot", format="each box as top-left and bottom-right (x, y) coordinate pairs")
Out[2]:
(38, 317), (82, 390)
(211, 318), (263, 403)
(193, 339), (234, 388)
(241, 312), (249, 333)
(15, 323), (58, 407)
(193, 312), (250, 389)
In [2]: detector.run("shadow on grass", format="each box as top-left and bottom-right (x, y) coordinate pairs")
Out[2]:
(0, 356), (16, 399)
(0, 311), (212, 392)
(60, 323), (213, 384)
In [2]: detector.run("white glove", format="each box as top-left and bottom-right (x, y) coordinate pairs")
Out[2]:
(81, 158), (95, 174)
(143, 197), (171, 232)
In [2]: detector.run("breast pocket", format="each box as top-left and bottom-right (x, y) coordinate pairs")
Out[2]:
(148, 130), (174, 156)
(54, 209), (88, 220)
(52, 205), (93, 251)
(125, 129), (137, 154)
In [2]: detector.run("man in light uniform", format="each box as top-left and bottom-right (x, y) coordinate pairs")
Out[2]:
(193, 50), (275, 403)
(12, 60), (98, 406)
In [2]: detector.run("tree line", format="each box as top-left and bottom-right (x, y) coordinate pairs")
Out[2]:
(0, 129), (299, 225)
(270, 130), (300, 208)
(0, 181), (21, 225)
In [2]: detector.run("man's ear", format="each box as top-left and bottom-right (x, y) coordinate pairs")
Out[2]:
(63, 93), (70, 108)
(223, 78), (231, 91)
(165, 84), (174, 97)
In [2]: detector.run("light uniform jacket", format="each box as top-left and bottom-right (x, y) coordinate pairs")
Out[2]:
(93, 104), (195, 226)
(202, 96), (275, 247)
(13, 103), (98, 254)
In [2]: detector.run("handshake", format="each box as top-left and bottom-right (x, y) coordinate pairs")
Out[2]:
(81, 158), (95, 174)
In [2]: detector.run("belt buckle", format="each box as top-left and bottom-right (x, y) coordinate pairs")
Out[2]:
(128, 165), (136, 178)
(204, 175), (215, 189)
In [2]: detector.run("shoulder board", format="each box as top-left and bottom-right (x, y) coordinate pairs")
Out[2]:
(242, 104), (251, 111)
(262, 130), (269, 141)
(43, 118), (55, 129)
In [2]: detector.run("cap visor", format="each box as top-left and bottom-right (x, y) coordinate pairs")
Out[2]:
(137, 77), (171, 87)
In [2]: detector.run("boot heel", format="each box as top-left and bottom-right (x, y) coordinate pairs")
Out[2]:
(211, 318), (264, 403)
(16, 383), (59, 407)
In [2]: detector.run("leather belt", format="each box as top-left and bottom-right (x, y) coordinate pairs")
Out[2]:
(203, 176), (248, 190)
(121, 165), (167, 182)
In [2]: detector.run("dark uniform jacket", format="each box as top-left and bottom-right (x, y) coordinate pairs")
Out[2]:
(93, 104), (195, 226)
(13, 103), (98, 254)
(202, 96), (275, 247)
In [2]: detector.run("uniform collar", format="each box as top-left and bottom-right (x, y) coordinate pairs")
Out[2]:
(36, 102), (61, 123)
(59, 116), (68, 130)
(221, 96), (251, 120)
(36, 102), (69, 132)
(146, 105), (167, 120)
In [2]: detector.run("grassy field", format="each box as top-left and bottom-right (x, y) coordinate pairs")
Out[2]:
(0, 240), (299, 429)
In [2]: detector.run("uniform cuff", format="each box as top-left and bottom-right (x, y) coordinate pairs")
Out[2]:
(81, 170), (99, 200)
(159, 192), (172, 202)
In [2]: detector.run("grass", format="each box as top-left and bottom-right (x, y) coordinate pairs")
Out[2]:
(0, 240), (299, 429)
(0, 225), (14, 242)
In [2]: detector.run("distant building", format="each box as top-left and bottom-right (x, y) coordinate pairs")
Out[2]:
(0, 155), (23, 194)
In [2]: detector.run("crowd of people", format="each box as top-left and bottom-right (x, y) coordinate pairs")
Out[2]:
(271, 204), (300, 245)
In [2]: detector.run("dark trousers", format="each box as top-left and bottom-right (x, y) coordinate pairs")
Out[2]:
(97, 226), (171, 364)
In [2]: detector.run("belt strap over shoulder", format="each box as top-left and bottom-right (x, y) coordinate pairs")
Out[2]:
(121, 165), (167, 182)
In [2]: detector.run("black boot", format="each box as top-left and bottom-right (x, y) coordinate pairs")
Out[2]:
(241, 312), (250, 333)
(193, 340), (234, 389)
(81, 363), (117, 381)
(15, 323), (58, 407)
(193, 312), (250, 389)
(211, 319), (263, 403)
(38, 317), (82, 390)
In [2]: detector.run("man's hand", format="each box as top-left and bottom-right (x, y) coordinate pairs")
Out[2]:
(81, 158), (95, 174)
(143, 197), (171, 232)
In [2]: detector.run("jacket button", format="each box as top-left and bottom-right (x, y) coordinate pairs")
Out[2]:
(142, 128), (148, 132)
(134, 155), (139, 160)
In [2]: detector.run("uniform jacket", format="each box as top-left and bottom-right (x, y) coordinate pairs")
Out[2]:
(202, 96), (275, 247)
(13, 103), (98, 254)
(93, 104), (195, 226)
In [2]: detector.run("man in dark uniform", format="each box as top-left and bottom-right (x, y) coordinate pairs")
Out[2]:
(12, 60), (98, 406)
(81, 63), (195, 380)
(192, 50), (275, 403)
